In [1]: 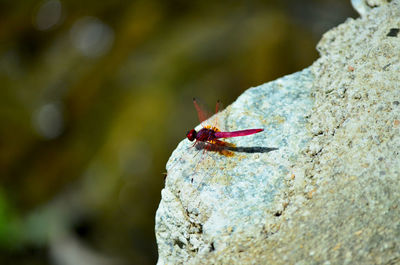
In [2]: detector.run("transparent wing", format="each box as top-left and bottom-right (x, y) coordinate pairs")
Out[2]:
(193, 98), (212, 124)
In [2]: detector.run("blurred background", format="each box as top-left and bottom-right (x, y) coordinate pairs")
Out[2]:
(0, 1), (356, 264)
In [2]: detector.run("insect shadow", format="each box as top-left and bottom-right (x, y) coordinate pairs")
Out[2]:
(190, 141), (278, 186)
(194, 141), (278, 154)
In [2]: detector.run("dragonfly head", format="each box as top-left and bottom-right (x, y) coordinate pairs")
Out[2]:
(186, 129), (197, 141)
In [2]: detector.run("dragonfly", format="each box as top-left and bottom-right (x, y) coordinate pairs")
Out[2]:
(186, 98), (263, 155)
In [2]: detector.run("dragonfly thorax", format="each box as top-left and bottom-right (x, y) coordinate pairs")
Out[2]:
(196, 128), (216, 142)
(186, 128), (217, 142)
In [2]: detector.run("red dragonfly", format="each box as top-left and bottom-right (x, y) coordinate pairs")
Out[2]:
(186, 98), (263, 154)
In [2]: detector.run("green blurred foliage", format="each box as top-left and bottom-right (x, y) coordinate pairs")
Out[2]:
(0, 0), (356, 264)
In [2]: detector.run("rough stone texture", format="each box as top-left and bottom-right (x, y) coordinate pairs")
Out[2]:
(156, 1), (400, 264)
(156, 68), (314, 264)
(351, 0), (390, 16)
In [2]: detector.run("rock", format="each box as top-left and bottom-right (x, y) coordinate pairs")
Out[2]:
(351, 0), (390, 16)
(156, 68), (314, 264)
(156, 1), (400, 264)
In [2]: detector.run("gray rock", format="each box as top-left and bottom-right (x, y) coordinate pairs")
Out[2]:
(351, 0), (390, 16)
(156, 68), (314, 264)
(156, 0), (400, 264)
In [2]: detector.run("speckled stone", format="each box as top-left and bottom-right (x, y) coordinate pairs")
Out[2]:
(351, 0), (390, 16)
(156, 1), (400, 264)
(156, 68), (314, 265)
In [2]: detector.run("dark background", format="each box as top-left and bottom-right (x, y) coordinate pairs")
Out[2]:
(0, 1), (356, 264)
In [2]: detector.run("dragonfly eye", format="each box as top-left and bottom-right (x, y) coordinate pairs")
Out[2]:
(186, 129), (196, 141)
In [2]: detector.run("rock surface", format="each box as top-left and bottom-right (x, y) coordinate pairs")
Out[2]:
(156, 1), (400, 264)
(156, 68), (314, 264)
(351, 0), (390, 16)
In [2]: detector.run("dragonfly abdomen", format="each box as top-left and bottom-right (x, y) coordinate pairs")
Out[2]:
(214, 128), (263, 139)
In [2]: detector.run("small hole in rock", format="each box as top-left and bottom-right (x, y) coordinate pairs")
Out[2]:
(387, 28), (399, 37)
(210, 242), (215, 252)
(173, 239), (185, 249)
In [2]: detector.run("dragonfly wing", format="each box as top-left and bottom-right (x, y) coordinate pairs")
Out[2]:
(213, 100), (224, 130)
(197, 140), (235, 157)
(214, 129), (263, 138)
(215, 100), (223, 114)
(193, 98), (212, 124)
